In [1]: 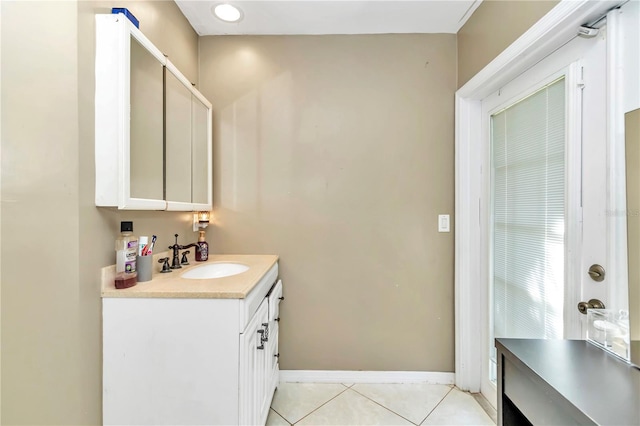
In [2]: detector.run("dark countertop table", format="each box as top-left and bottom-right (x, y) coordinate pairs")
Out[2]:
(496, 339), (640, 425)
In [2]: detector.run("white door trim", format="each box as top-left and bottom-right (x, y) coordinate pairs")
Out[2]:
(455, 0), (622, 392)
(606, 8), (629, 312)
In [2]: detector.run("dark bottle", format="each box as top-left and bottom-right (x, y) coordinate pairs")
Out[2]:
(196, 230), (209, 262)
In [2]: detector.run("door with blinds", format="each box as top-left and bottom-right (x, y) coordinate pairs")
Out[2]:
(479, 29), (608, 405)
(491, 77), (566, 343)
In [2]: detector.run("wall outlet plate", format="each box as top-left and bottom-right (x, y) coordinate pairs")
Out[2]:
(438, 214), (450, 232)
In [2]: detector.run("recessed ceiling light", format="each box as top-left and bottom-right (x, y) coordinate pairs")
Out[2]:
(213, 3), (243, 23)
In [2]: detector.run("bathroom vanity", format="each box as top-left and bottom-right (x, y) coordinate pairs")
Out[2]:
(496, 338), (640, 425)
(101, 255), (281, 425)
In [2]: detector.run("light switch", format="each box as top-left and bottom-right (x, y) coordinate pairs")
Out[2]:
(438, 214), (450, 232)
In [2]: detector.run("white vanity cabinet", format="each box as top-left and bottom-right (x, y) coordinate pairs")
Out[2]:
(95, 13), (212, 211)
(103, 264), (282, 425)
(239, 280), (283, 425)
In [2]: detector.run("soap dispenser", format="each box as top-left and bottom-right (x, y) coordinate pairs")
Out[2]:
(196, 230), (209, 262)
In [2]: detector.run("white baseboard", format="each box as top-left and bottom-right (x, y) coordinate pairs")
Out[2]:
(279, 370), (455, 385)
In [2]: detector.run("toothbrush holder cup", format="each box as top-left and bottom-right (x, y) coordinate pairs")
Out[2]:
(136, 255), (153, 282)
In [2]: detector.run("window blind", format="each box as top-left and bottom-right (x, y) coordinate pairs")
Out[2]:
(492, 77), (566, 342)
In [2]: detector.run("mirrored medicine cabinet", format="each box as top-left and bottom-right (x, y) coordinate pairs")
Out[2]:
(95, 13), (212, 211)
(626, 107), (640, 368)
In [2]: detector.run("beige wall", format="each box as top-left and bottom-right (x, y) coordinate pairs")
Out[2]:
(1, 0), (562, 422)
(199, 34), (457, 371)
(457, 0), (558, 88)
(2, 2), (81, 423)
(2, 1), (198, 423)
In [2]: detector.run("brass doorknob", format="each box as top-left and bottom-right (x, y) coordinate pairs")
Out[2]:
(577, 298), (606, 315)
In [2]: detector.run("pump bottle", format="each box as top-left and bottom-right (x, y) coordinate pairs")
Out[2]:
(196, 230), (209, 262)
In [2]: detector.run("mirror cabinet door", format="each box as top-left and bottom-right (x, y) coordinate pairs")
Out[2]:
(129, 36), (164, 201)
(192, 95), (210, 205)
(627, 108), (640, 367)
(165, 68), (193, 204)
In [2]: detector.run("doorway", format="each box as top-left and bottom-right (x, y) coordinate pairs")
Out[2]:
(454, 0), (627, 405)
(478, 29), (607, 404)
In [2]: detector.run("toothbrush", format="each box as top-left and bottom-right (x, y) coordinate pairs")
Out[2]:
(144, 235), (157, 255)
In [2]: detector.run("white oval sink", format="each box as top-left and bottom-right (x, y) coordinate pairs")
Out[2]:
(181, 263), (249, 279)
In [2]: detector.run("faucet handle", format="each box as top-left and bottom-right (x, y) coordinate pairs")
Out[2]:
(181, 251), (190, 265)
(158, 257), (172, 273)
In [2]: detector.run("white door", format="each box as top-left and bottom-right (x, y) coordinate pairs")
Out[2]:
(479, 28), (610, 406)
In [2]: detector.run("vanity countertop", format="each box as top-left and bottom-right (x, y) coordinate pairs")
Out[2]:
(101, 254), (278, 299)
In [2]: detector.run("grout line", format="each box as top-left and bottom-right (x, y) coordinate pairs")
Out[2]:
(418, 385), (455, 425)
(269, 407), (293, 426)
(348, 386), (420, 425)
(269, 387), (292, 424)
(275, 383), (464, 426)
(290, 385), (352, 425)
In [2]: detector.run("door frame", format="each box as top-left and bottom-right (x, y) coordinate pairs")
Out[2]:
(454, 0), (625, 393)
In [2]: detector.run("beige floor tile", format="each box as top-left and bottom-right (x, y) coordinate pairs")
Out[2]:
(270, 383), (347, 424)
(266, 408), (290, 426)
(421, 388), (495, 425)
(352, 383), (453, 424)
(297, 388), (413, 425)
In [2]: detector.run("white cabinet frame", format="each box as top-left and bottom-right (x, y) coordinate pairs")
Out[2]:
(95, 13), (212, 211)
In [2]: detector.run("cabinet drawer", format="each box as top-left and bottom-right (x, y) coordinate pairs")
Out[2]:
(240, 264), (278, 331)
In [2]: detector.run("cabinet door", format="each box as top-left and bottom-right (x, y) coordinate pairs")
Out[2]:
(191, 95), (211, 207)
(164, 62), (213, 211)
(267, 325), (280, 401)
(267, 280), (283, 399)
(95, 14), (166, 210)
(165, 68), (192, 205)
(129, 36), (164, 202)
(239, 299), (268, 425)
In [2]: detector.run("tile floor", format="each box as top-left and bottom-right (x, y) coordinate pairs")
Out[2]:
(267, 383), (496, 425)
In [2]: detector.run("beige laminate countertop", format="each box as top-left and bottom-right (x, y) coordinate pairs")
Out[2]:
(101, 254), (278, 299)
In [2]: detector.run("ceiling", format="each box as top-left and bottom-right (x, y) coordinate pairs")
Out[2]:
(174, 0), (482, 36)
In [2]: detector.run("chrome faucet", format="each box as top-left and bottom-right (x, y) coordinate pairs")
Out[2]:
(168, 234), (200, 269)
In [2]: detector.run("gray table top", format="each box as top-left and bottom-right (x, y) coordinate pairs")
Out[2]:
(496, 339), (640, 426)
